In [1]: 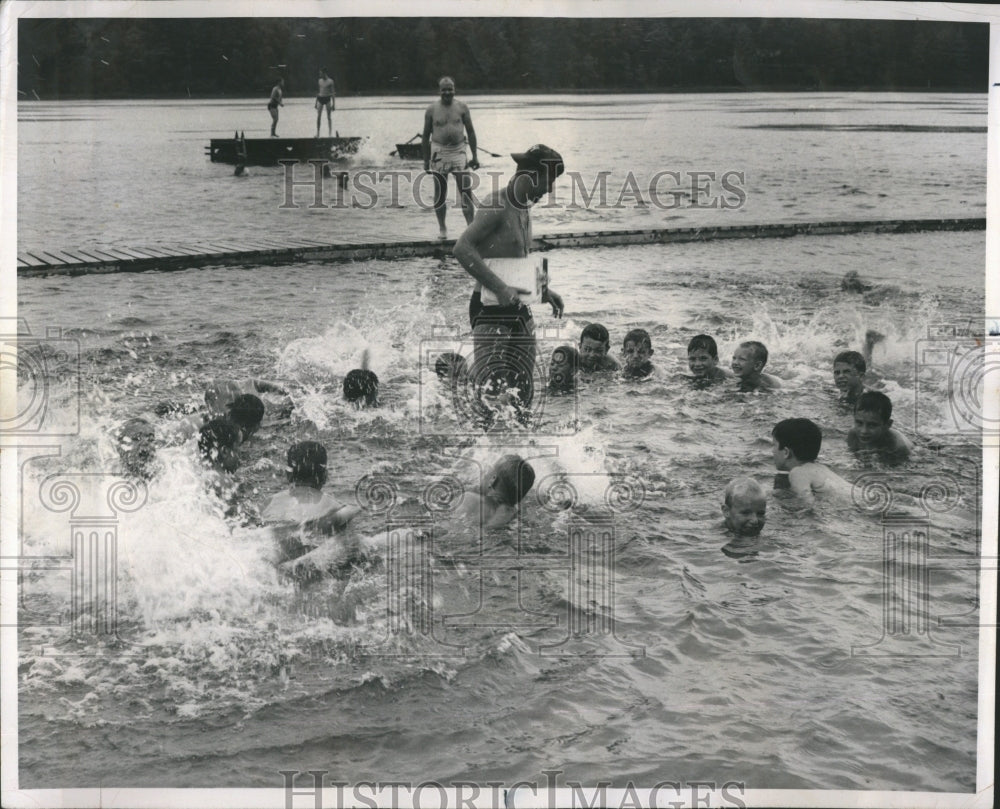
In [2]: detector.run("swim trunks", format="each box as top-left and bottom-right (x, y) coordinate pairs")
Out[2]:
(468, 289), (536, 410)
(430, 142), (469, 175)
(316, 96), (333, 107)
(268, 102), (279, 110)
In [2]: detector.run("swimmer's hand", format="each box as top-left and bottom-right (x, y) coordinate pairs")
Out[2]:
(542, 288), (564, 318)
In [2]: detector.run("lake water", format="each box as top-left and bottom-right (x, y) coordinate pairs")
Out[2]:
(12, 94), (988, 796)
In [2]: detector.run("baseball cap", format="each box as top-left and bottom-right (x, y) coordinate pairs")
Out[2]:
(511, 144), (564, 177)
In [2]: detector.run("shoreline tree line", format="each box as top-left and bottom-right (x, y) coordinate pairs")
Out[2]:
(18, 17), (988, 100)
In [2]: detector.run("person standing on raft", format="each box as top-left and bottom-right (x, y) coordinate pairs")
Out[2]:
(453, 145), (566, 417)
(316, 68), (336, 137)
(268, 78), (284, 138)
(423, 76), (479, 240)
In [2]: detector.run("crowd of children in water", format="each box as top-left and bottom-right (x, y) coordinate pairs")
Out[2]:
(112, 305), (913, 581)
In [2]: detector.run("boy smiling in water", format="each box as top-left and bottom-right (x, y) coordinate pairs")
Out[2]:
(622, 328), (654, 380)
(847, 391), (911, 462)
(722, 477), (767, 537)
(732, 340), (781, 392)
(579, 323), (620, 373)
(832, 350), (867, 405)
(687, 334), (730, 383)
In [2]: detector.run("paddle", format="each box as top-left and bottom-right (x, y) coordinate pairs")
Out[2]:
(476, 145), (503, 158)
(389, 133), (422, 156)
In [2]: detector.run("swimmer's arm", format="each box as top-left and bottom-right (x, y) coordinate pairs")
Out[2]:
(304, 504), (362, 535)
(252, 379), (288, 395)
(422, 107), (433, 170)
(541, 288), (564, 318)
(453, 210), (527, 307)
(461, 105), (479, 168)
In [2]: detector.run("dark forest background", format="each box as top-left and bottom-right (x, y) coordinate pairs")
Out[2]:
(17, 17), (988, 99)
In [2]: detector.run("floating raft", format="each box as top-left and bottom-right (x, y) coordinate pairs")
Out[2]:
(395, 142), (423, 160)
(17, 217), (986, 277)
(207, 135), (361, 166)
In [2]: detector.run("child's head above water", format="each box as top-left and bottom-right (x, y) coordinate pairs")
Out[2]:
(343, 369), (379, 407)
(687, 334), (719, 377)
(434, 352), (468, 383)
(487, 454), (536, 507)
(833, 351), (866, 397)
(579, 323), (611, 370)
(622, 328), (654, 377)
(722, 476), (767, 537)
(228, 393), (265, 438)
(198, 417), (242, 472)
(771, 418), (822, 469)
(852, 391), (893, 445)
(116, 417), (157, 479)
(286, 440), (328, 489)
(732, 340), (768, 379)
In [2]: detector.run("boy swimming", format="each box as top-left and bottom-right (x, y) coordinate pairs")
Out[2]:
(115, 417), (158, 480)
(832, 350), (867, 405)
(721, 477), (767, 537)
(451, 454), (537, 531)
(847, 391), (912, 462)
(579, 323), (620, 373)
(732, 340), (781, 392)
(687, 334), (729, 383)
(622, 328), (654, 380)
(198, 417), (242, 474)
(771, 418), (851, 503)
(343, 369), (380, 407)
(263, 441), (364, 572)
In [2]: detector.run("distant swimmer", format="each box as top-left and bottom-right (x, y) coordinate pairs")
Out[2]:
(343, 349), (379, 407)
(315, 68), (336, 138)
(453, 144), (566, 419)
(450, 454), (537, 531)
(423, 76), (479, 239)
(268, 78), (284, 137)
(722, 477), (767, 537)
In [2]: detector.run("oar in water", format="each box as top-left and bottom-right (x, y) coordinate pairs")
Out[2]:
(389, 133), (422, 156)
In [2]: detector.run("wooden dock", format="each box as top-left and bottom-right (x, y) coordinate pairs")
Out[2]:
(207, 135), (362, 166)
(16, 217), (986, 278)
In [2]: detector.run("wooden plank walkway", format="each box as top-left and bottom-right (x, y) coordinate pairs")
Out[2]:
(15, 217), (986, 277)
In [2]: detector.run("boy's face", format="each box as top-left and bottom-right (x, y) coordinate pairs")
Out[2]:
(853, 410), (891, 446)
(833, 362), (863, 394)
(731, 347), (760, 378)
(770, 437), (791, 471)
(688, 348), (718, 377)
(579, 336), (609, 370)
(623, 339), (652, 369)
(723, 494), (767, 536)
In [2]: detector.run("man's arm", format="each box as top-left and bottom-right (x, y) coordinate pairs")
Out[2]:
(453, 208), (526, 307)
(462, 106), (479, 169)
(422, 107), (433, 171)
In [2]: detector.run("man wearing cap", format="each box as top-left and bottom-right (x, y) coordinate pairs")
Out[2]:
(423, 76), (479, 240)
(453, 145), (566, 417)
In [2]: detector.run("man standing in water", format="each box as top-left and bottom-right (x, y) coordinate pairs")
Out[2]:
(315, 68), (335, 137)
(423, 76), (479, 240)
(453, 145), (565, 418)
(267, 78), (284, 137)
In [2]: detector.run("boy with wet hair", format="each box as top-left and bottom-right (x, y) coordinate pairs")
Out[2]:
(198, 417), (242, 473)
(833, 350), (866, 405)
(454, 454), (537, 530)
(228, 393), (265, 439)
(435, 352), (468, 383)
(547, 345), (579, 394)
(622, 328), (654, 380)
(116, 417), (158, 480)
(264, 441), (363, 570)
(732, 340), (781, 392)
(687, 334), (729, 382)
(722, 477), (767, 537)
(847, 391), (911, 462)
(579, 323), (620, 373)
(343, 369), (379, 407)
(771, 418), (851, 503)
